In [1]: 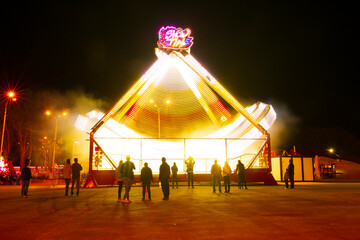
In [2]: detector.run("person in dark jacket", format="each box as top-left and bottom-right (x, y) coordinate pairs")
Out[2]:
(71, 158), (83, 196)
(288, 159), (295, 189)
(116, 160), (124, 201)
(159, 157), (170, 200)
(20, 159), (32, 197)
(171, 162), (178, 189)
(121, 155), (136, 203)
(140, 162), (153, 201)
(63, 159), (72, 196)
(236, 160), (247, 189)
(284, 168), (290, 189)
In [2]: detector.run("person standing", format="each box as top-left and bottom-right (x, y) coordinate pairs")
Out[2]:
(236, 160), (247, 189)
(185, 156), (195, 188)
(211, 159), (222, 193)
(140, 162), (153, 201)
(20, 159), (32, 198)
(284, 168), (290, 189)
(288, 159), (295, 189)
(71, 158), (83, 196)
(171, 162), (178, 189)
(223, 161), (231, 193)
(63, 159), (72, 196)
(159, 157), (170, 200)
(116, 160), (124, 201)
(121, 155), (136, 203)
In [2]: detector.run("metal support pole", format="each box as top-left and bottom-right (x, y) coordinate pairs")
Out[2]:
(140, 138), (143, 169)
(51, 117), (58, 179)
(157, 108), (161, 139)
(89, 132), (94, 174)
(0, 101), (8, 157)
(225, 138), (228, 162)
(184, 138), (186, 172)
(267, 133), (272, 171)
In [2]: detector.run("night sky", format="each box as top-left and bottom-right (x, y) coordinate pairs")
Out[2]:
(1, 2), (358, 151)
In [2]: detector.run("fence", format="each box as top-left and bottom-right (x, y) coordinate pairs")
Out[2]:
(91, 137), (271, 174)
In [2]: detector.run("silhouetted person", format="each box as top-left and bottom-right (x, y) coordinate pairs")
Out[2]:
(20, 159), (32, 197)
(236, 160), (247, 189)
(116, 160), (124, 201)
(223, 161), (231, 193)
(121, 155), (136, 203)
(159, 157), (170, 200)
(284, 168), (290, 189)
(63, 159), (72, 196)
(211, 159), (222, 193)
(171, 162), (178, 188)
(185, 156), (195, 188)
(288, 159), (295, 188)
(71, 158), (83, 196)
(140, 162), (153, 201)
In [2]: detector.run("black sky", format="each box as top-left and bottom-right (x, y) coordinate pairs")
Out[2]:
(1, 2), (358, 143)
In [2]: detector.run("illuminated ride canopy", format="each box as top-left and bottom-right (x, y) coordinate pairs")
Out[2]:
(75, 26), (276, 174)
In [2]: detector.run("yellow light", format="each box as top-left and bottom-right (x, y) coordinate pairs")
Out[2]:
(8, 91), (15, 98)
(329, 148), (334, 153)
(149, 99), (154, 103)
(62, 112), (68, 117)
(45, 111), (51, 116)
(166, 99), (171, 104)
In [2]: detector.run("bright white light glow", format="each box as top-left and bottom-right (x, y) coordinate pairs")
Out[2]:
(75, 49), (276, 173)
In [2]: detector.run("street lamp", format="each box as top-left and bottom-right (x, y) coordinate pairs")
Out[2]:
(328, 147), (340, 159)
(149, 99), (171, 139)
(45, 110), (68, 178)
(0, 91), (17, 158)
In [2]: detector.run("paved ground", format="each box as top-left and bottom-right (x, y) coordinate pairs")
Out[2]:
(0, 182), (359, 240)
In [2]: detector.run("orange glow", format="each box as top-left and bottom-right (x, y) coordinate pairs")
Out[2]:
(8, 91), (15, 98)
(45, 110), (68, 117)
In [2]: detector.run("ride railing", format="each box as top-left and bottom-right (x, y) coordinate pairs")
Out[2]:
(91, 137), (270, 173)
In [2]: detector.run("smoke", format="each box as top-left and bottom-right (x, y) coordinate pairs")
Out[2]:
(32, 89), (301, 169)
(268, 100), (301, 151)
(35, 89), (109, 171)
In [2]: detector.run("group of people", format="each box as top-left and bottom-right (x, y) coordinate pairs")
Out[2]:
(116, 155), (170, 202)
(116, 156), (173, 202)
(63, 158), (83, 196)
(210, 159), (247, 193)
(20, 157), (295, 200)
(20, 158), (83, 198)
(115, 156), (249, 202)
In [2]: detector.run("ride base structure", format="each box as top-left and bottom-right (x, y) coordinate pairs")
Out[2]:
(75, 26), (277, 187)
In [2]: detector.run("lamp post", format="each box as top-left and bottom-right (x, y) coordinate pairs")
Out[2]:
(46, 110), (67, 179)
(0, 91), (17, 158)
(149, 99), (171, 139)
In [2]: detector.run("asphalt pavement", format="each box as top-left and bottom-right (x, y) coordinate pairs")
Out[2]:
(0, 182), (359, 240)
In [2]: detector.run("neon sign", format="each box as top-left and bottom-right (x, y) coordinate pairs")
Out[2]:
(158, 26), (194, 49)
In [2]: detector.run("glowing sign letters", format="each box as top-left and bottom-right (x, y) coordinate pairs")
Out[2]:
(158, 26), (194, 49)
